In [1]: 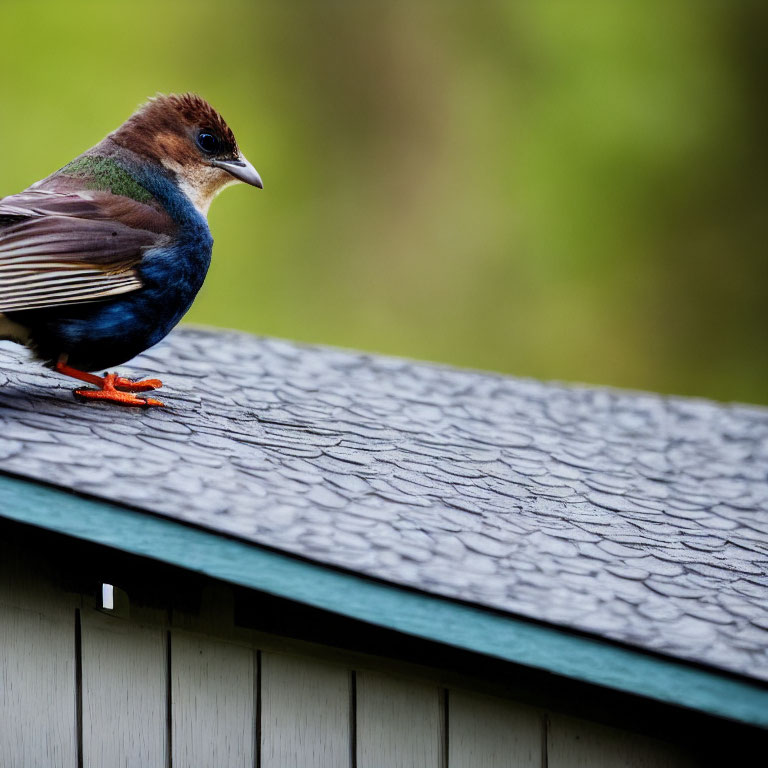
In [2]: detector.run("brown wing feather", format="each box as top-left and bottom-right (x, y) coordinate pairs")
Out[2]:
(0, 187), (171, 313)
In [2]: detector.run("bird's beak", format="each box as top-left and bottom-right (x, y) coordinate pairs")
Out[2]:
(212, 154), (263, 189)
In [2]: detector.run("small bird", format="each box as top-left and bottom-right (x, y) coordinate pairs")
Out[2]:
(0, 93), (262, 406)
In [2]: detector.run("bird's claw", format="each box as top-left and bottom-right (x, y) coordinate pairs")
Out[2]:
(74, 387), (164, 407)
(72, 372), (164, 406)
(112, 375), (163, 392)
(56, 361), (165, 406)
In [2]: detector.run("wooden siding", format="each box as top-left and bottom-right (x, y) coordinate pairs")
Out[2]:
(81, 612), (167, 767)
(0, 535), (78, 768)
(172, 632), (255, 768)
(261, 652), (350, 767)
(356, 672), (442, 768)
(0, 600), (77, 768)
(0, 545), (699, 768)
(449, 690), (542, 768)
(547, 715), (698, 768)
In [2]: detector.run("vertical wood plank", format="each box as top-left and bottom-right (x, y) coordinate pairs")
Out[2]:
(261, 651), (350, 768)
(0, 601), (77, 768)
(356, 671), (441, 768)
(171, 631), (255, 768)
(449, 689), (542, 768)
(548, 714), (697, 768)
(81, 610), (167, 768)
(0, 531), (77, 768)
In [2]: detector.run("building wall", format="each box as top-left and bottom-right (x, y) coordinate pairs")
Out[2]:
(0, 529), (698, 767)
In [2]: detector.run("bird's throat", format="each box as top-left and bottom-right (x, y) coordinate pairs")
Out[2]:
(161, 157), (237, 218)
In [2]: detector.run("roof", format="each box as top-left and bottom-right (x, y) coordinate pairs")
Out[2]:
(0, 327), (767, 723)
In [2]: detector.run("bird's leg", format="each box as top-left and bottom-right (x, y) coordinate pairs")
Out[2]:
(55, 360), (162, 392)
(54, 361), (105, 387)
(54, 360), (164, 407)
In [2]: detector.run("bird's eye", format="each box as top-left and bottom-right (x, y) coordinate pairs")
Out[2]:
(196, 132), (219, 154)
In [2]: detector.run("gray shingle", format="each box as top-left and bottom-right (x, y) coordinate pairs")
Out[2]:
(0, 328), (767, 681)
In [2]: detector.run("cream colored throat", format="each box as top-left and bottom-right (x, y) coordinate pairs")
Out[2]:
(162, 159), (238, 218)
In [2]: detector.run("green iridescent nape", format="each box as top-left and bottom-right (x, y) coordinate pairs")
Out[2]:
(59, 156), (154, 204)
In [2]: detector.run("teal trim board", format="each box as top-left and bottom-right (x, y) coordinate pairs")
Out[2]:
(1, 472), (767, 728)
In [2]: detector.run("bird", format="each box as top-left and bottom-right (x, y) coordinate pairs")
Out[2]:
(0, 93), (262, 407)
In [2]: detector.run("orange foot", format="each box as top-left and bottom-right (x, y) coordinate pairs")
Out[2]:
(112, 375), (163, 393)
(55, 360), (164, 407)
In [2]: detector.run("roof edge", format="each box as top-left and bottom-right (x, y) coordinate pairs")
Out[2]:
(1, 472), (766, 728)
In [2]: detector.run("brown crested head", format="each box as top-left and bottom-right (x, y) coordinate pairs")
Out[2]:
(112, 94), (237, 164)
(110, 93), (262, 214)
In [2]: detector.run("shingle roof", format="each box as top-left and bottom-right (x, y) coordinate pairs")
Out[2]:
(1, 327), (767, 682)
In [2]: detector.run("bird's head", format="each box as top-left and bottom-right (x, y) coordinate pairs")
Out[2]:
(111, 93), (262, 216)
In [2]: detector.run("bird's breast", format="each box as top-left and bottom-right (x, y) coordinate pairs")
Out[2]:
(135, 218), (213, 341)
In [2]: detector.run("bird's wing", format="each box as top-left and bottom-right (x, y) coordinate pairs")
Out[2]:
(0, 187), (171, 313)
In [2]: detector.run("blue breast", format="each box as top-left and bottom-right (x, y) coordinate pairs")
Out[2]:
(129, 164), (214, 347)
(20, 166), (214, 371)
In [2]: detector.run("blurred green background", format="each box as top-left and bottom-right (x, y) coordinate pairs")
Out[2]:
(1, 1), (766, 404)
